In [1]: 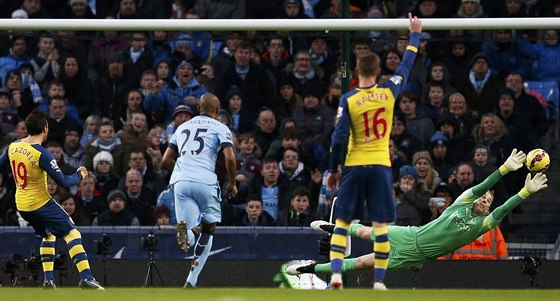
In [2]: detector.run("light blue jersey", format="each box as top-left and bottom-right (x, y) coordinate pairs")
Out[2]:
(168, 114), (233, 185)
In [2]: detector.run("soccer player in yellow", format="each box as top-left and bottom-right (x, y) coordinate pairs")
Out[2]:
(326, 13), (422, 290)
(0, 109), (104, 290)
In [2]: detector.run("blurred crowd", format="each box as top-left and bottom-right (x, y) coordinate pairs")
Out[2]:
(0, 0), (558, 233)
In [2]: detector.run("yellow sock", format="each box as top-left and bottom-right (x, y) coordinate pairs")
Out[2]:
(64, 229), (93, 280)
(330, 220), (350, 273)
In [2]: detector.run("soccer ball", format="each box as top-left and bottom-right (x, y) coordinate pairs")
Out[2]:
(525, 149), (550, 173)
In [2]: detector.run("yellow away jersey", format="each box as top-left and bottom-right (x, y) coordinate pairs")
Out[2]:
(343, 85), (395, 167)
(8, 141), (53, 211)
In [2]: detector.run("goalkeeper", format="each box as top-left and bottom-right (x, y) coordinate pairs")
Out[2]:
(287, 149), (548, 274)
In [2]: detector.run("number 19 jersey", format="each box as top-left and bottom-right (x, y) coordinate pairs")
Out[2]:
(168, 114), (233, 185)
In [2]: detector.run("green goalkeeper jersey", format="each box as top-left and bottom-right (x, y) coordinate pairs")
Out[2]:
(386, 169), (524, 269)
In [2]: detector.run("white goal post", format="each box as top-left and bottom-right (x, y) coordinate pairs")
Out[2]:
(0, 18), (558, 31)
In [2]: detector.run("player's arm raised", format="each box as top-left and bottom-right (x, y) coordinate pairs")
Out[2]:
(39, 148), (83, 187)
(469, 149), (526, 199)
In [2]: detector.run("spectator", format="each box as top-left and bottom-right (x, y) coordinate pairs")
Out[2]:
(447, 92), (477, 145)
(95, 52), (139, 130)
(58, 55), (94, 120)
(62, 121), (86, 169)
(85, 120), (127, 177)
(413, 151), (442, 193)
(284, 49), (326, 100)
(390, 110), (422, 163)
(87, 28), (128, 82)
(123, 31), (154, 76)
(251, 108), (278, 158)
(439, 226), (509, 260)
(248, 157), (291, 222)
(75, 173), (106, 223)
(504, 72), (549, 143)
(122, 148), (166, 198)
(120, 89), (145, 126)
(469, 112), (514, 167)
(448, 162), (475, 198)
(277, 186), (318, 227)
(5, 70), (34, 120)
(234, 194), (275, 226)
(92, 189), (140, 226)
(152, 204), (171, 227)
(45, 96), (82, 147)
(169, 32), (203, 71)
(122, 168), (156, 226)
(156, 187), (177, 225)
(58, 192), (90, 226)
(165, 104), (193, 142)
(30, 33), (61, 92)
(430, 131), (455, 180)
(261, 37), (291, 86)
(495, 87), (535, 152)
(0, 87), (21, 134)
(144, 60), (207, 122)
(278, 147), (320, 205)
(389, 137), (407, 182)
(46, 141), (75, 176)
(47, 175), (67, 203)
(215, 41), (275, 117)
(80, 115), (100, 148)
(0, 36), (30, 86)
(117, 111), (149, 150)
(421, 61), (456, 104)
(470, 144), (495, 184)
(427, 184), (454, 221)
(292, 81), (334, 153)
(225, 85), (255, 135)
(274, 78), (301, 120)
(455, 53), (504, 115)
(211, 31), (243, 76)
(397, 91), (434, 149)
(146, 126), (166, 177)
(482, 29), (531, 79)
(394, 165), (432, 226)
(517, 28), (560, 85)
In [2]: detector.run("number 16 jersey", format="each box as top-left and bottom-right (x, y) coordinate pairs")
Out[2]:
(168, 114), (233, 185)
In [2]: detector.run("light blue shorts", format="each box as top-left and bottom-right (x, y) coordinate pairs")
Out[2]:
(173, 181), (222, 229)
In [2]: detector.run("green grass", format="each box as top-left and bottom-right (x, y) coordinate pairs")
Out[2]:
(0, 288), (559, 301)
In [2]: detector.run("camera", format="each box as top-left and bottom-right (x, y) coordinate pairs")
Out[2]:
(140, 231), (158, 251)
(429, 197), (446, 207)
(95, 234), (112, 256)
(3, 254), (23, 274)
(521, 256), (541, 276)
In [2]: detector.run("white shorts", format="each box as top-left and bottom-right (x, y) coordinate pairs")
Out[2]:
(173, 181), (222, 228)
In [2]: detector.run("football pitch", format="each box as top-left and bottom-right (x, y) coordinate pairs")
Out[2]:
(0, 288), (559, 301)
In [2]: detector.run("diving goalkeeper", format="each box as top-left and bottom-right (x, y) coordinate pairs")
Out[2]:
(287, 149), (548, 274)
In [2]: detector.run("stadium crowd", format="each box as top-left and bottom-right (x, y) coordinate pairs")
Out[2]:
(0, 0), (558, 236)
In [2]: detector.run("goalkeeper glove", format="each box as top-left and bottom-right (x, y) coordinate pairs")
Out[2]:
(500, 148), (526, 174)
(519, 173), (548, 199)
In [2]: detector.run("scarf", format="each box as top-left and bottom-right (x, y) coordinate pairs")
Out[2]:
(129, 47), (143, 63)
(469, 69), (491, 94)
(292, 69), (315, 82)
(235, 65), (250, 80)
(309, 49), (327, 66)
(96, 137), (121, 152)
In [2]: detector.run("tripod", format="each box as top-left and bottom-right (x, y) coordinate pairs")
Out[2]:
(142, 250), (164, 287)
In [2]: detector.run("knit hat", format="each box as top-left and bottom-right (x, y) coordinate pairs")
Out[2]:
(175, 60), (193, 75)
(70, 0), (87, 5)
(436, 112), (459, 132)
(430, 131), (448, 148)
(284, 0), (301, 9)
(172, 104), (193, 118)
(399, 165), (419, 181)
(225, 85), (244, 101)
(66, 123), (83, 136)
(11, 9), (28, 19)
(171, 32), (194, 52)
(496, 88), (516, 101)
(470, 52), (490, 68)
(107, 189), (126, 203)
(152, 205), (171, 220)
(0, 87), (12, 99)
(413, 151), (433, 166)
(93, 151), (114, 169)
